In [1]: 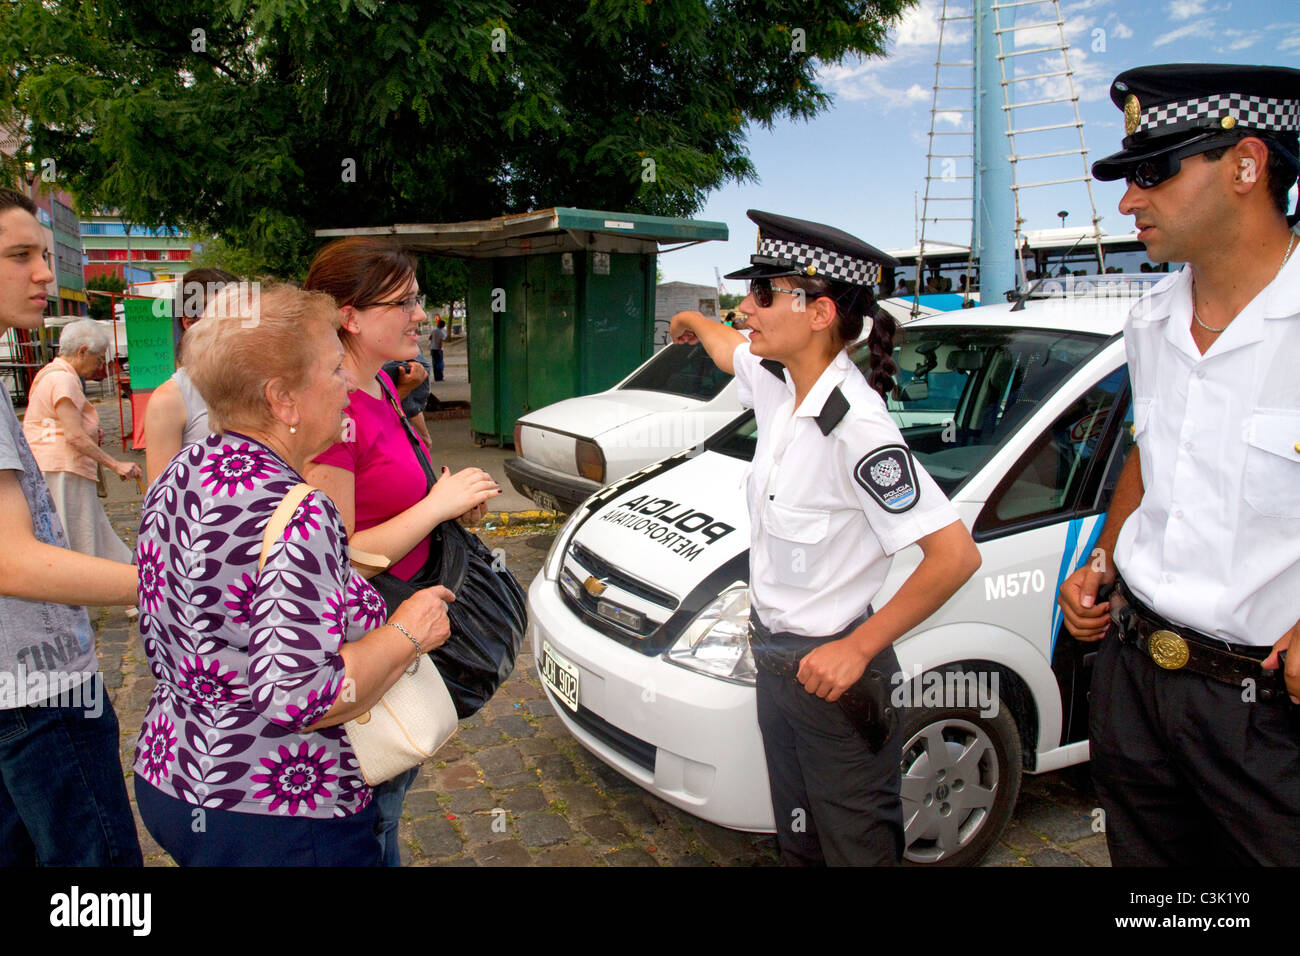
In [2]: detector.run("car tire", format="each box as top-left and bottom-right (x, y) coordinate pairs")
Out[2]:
(898, 690), (1022, 867)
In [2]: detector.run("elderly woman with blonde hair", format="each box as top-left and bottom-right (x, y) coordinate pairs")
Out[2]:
(22, 318), (141, 562)
(132, 282), (454, 865)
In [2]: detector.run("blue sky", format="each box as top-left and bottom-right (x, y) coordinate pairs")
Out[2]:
(658, 0), (1300, 290)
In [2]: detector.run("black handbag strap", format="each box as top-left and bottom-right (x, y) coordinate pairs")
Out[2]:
(376, 373), (438, 491)
(375, 373), (471, 592)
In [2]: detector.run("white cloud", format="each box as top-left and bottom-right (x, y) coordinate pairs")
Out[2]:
(819, 60), (935, 110)
(1167, 0), (1207, 20)
(1154, 18), (1217, 46)
(935, 111), (966, 127)
(1110, 21), (1134, 39)
(894, 0), (957, 48)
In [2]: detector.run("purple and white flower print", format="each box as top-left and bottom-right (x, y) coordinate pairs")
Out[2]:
(347, 575), (387, 631)
(176, 656), (243, 705)
(132, 432), (376, 820)
(250, 741), (338, 815)
(138, 713), (177, 786)
(137, 539), (166, 616)
(199, 441), (277, 497)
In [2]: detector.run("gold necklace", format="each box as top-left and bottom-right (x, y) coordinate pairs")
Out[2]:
(1192, 232), (1298, 335)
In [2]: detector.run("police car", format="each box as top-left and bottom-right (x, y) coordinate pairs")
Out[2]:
(529, 275), (1159, 865)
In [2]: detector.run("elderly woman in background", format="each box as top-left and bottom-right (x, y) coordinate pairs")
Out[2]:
(143, 267), (238, 484)
(303, 237), (501, 866)
(133, 283), (455, 865)
(22, 318), (141, 562)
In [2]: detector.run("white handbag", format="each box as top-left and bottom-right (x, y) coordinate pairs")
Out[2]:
(258, 483), (458, 785)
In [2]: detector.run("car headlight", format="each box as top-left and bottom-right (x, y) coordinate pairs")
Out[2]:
(542, 507), (586, 581)
(665, 584), (756, 685)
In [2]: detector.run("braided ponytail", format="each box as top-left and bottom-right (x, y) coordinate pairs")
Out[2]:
(863, 300), (899, 401)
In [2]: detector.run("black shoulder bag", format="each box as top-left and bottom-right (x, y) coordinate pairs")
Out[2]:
(367, 376), (527, 718)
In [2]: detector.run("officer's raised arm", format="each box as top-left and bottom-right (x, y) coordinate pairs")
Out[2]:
(669, 310), (744, 375)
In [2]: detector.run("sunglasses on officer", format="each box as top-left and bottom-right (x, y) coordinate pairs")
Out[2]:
(748, 277), (810, 308)
(1123, 132), (1244, 189)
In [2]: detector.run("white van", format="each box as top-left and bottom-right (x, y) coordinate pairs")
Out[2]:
(528, 276), (1158, 865)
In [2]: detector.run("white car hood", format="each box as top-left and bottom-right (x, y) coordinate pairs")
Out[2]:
(520, 389), (704, 440)
(572, 450), (751, 598)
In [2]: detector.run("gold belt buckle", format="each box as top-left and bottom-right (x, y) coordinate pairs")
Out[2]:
(1147, 629), (1190, 670)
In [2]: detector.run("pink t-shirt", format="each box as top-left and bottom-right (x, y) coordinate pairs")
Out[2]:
(313, 372), (431, 580)
(22, 357), (99, 481)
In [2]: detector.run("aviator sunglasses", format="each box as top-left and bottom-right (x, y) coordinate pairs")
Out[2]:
(1124, 132), (1244, 189)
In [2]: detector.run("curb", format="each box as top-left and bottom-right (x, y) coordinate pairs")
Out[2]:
(475, 510), (564, 530)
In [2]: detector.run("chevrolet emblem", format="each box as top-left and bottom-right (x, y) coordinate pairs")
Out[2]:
(583, 576), (607, 597)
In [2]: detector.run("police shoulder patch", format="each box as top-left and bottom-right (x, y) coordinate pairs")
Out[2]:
(853, 445), (920, 513)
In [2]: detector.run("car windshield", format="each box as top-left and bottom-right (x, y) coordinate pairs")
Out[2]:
(620, 343), (734, 401)
(707, 326), (1108, 496)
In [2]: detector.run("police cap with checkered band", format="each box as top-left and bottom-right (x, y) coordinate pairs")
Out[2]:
(1092, 63), (1300, 184)
(723, 210), (899, 287)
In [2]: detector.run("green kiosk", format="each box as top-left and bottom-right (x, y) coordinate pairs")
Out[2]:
(318, 208), (727, 445)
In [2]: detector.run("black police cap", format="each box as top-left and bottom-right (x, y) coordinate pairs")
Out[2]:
(1092, 63), (1300, 182)
(724, 210), (899, 287)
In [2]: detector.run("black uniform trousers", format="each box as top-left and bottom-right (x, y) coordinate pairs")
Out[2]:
(1089, 632), (1300, 866)
(755, 641), (904, 866)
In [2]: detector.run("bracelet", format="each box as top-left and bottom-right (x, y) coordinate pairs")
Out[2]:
(389, 621), (422, 674)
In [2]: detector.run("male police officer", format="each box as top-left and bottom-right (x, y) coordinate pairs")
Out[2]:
(1058, 65), (1300, 865)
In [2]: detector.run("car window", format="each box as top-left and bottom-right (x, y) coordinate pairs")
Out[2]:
(620, 343), (734, 400)
(707, 326), (1107, 497)
(975, 366), (1129, 534)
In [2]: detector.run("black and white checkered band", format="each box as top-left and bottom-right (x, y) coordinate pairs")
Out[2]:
(1137, 94), (1300, 136)
(758, 237), (881, 285)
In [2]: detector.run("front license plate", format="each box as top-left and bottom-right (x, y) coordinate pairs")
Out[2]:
(540, 641), (580, 712)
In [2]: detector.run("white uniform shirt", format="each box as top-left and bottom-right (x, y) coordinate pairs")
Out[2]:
(1114, 247), (1300, 647)
(733, 341), (960, 637)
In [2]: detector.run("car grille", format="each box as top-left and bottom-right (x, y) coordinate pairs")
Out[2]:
(559, 543), (680, 648)
(570, 542), (677, 609)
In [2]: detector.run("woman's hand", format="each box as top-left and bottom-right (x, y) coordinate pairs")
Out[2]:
(112, 460), (142, 481)
(669, 310), (703, 344)
(390, 585), (456, 653)
(797, 638), (872, 702)
(459, 501), (490, 526)
(428, 465), (501, 520)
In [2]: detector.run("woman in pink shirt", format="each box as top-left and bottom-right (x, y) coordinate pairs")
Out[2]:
(303, 237), (500, 865)
(22, 319), (141, 562)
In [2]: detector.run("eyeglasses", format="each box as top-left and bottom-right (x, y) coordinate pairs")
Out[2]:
(1124, 132), (1241, 189)
(748, 278), (807, 308)
(368, 292), (427, 315)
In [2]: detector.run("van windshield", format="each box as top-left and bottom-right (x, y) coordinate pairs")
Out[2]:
(706, 326), (1107, 496)
(620, 343), (734, 401)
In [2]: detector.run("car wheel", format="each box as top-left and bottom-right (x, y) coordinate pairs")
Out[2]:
(899, 695), (1022, 866)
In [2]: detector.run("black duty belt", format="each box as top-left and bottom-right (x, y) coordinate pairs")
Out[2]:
(748, 609), (898, 752)
(1105, 576), (1288, 703)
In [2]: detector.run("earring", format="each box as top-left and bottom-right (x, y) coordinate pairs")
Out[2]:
(289, 426), (297, 434)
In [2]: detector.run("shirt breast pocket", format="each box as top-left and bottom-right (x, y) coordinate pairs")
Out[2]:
(762, 501), (832, 591)
(1244, 411), (1300, 518)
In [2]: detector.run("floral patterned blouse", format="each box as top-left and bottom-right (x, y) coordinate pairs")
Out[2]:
(133, 432), (388, 818)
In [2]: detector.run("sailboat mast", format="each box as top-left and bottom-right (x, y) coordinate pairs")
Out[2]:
(974, 0), (1015, 302)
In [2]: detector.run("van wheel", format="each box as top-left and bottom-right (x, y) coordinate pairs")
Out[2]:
(899, 697), (1022, 866)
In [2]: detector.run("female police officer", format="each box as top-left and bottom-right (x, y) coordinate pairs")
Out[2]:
(670, 211), (980, 865)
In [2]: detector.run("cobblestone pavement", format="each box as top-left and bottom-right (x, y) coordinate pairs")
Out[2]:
(85, 399), (1108, 868)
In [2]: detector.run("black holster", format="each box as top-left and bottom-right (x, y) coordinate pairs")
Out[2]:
(748, 611), (899, 752)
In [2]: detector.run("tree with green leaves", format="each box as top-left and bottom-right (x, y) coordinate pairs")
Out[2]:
(1, 0), (911, 284)
(85, 273), (127, 321)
